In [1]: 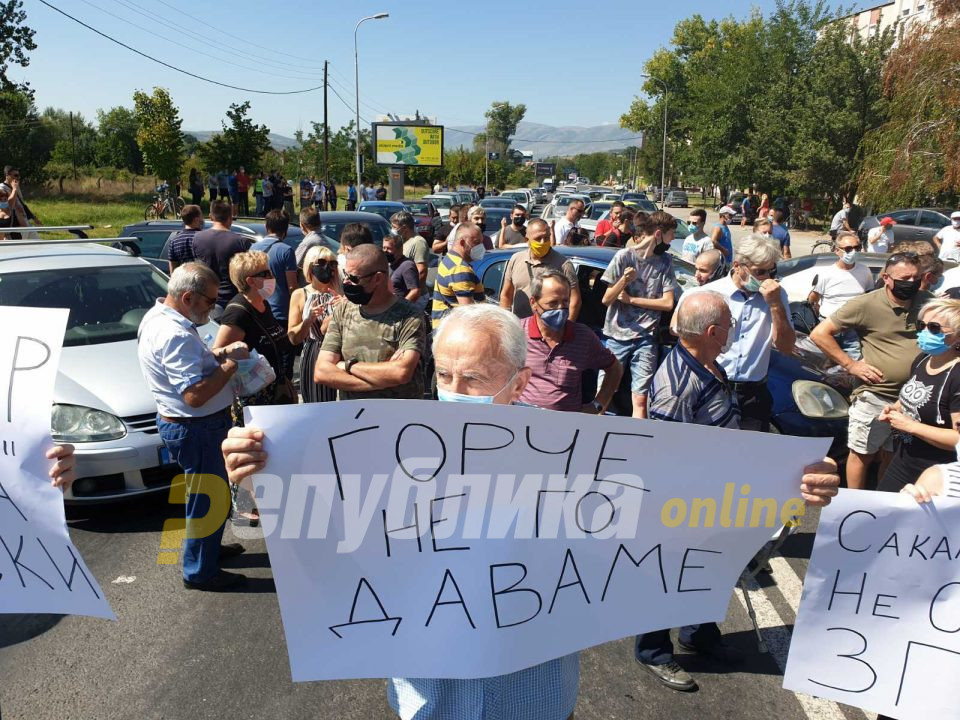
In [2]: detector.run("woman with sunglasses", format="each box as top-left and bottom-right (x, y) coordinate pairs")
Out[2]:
(288, 245), (344, 403)
(877, 298), (960, 492)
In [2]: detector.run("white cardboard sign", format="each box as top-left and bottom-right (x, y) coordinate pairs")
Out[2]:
(784, 489), (960, 720)
(248, 400), (827, 681)
(0, 307), (114, 619)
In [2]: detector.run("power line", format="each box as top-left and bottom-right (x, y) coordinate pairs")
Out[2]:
(444, 126), (644, 145)
(36, 0), (325, 95)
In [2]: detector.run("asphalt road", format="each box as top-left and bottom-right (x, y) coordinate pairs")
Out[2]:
(0, 495), (876, 720)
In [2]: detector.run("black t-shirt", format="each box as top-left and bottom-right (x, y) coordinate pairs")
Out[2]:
(192, 228), (252, 306)
(220, 294), (293, 377)
(389, 258), (420, 299)
(882, 354), (960, 490)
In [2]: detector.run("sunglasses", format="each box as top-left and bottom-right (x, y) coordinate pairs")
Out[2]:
(195, 291), (218, 306)
(313, 259), (337, 268)
(837, 246), (860, 252)
(918, 320), (952, 335)
(344, 270), (382, 284)
(751, 266), (778, 279)
(889, 252), (919, 263)
(252, 270), (273, 279)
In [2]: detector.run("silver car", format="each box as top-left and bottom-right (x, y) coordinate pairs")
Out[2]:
(0, 242), (217, 503)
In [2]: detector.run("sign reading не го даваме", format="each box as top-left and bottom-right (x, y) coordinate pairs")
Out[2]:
(247, 400), (828, 682)
(0, 306), (114, 619)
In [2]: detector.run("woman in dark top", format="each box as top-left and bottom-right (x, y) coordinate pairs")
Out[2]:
(878, 298), (960, 491)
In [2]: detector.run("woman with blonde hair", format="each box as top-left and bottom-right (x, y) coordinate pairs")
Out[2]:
(878, 298), (960, 491)
(288, 245), (343, 403)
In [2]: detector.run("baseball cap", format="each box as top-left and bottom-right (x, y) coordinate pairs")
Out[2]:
(718, 205), (736, 216)
(951, 211), (960, 220)
(879, 216), (896, 227)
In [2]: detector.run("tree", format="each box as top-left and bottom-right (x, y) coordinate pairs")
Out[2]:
(133, 87), (184, 184)
(95, 106), (143, 173)
(0, 0), (36, 94)
(483, 101), (526, 157)
(47, 111), (97, 171)
(0, 88), (55, 182)
(196, 101), (271, 173)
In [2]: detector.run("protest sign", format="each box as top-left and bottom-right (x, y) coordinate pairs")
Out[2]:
(0, 306), (114, 619)
(247, 400), (828, 681)
(784, 489), (959, 720)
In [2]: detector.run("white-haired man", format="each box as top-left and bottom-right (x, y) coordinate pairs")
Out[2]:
(222, 302), (839, 719)
(673, 235), (795, 431)
(137, 262), (250, 591)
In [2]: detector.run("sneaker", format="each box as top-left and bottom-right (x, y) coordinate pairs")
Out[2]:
(219, 543), (246, 559)
(182, 570), (247, 592)
(678, 640), (744, 665)
(636, 659), (698, 692)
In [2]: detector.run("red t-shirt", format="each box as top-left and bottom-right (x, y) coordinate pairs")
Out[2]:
(594, 219), (614, 238)
(235, 172), (250, 192)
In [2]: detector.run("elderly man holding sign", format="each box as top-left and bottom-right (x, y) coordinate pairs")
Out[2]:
(222, 302), (840, 720)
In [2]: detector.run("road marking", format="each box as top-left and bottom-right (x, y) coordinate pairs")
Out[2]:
(111, 575), (136, 584)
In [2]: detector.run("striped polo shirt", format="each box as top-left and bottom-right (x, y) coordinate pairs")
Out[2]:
(649, 342), (740, 428)
(431, 251), (485, 328)
(935, 463), (960, 498)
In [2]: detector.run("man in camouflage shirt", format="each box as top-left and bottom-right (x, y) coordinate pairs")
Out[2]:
(315, 244), (425, 400)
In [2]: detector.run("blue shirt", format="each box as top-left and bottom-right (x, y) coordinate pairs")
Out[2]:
(167, 227), (197, 265)
(251, 236), (297, 323)
(678, 275), (793, 382)
(136, 300), (233, 417)
(388, 654), (579, 720)
(713, 224), (733, 260)
(650, 342), (740, 428)
(771, 222), (790, 249)
(348, 185), (357, 202)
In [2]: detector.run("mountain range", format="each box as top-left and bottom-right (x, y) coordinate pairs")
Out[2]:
(186, 122), (642, 158)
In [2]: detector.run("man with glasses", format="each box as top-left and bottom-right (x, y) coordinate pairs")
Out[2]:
(553, 198), (584, 246)
(812, 252), (932, 490)
(674, 235), (795, 431)
(137, 262), (249, 591)
(808, 230), (873, 359)
(314, 244), (425, 400)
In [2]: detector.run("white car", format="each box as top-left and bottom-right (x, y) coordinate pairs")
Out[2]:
(0, 241), (217, 503)
(422, 193), (459, 220)
(498, 189), (534, 213)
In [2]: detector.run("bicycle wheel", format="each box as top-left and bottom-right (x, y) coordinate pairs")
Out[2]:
(144, 203), (163, 220)
(811, 239), (834, 254)
(173, 197), (185, 216)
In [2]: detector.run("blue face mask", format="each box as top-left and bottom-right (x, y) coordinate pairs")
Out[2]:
(437, 371), (518, 404)
(0, 202), (8, 210)
(538, 307), (569, 331)
(742, 273), (762, 293)
(917, 329), (952, 356)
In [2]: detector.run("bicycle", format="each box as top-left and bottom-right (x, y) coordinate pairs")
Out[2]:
(810, 236), (836, 254)
(144, 184), (185, 220)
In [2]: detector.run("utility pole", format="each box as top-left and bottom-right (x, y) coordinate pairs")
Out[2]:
(69, 111), (77, 180)
(484, 132), (489, 189)
(323, 60), (330, 186)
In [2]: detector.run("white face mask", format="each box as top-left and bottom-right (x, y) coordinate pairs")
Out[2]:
(259, 278), (277, 299)
(952, 219), (960, 229)
(717, 323), (734, 354)
(469, 242), (486, 262)
(841, 250), (858, 265)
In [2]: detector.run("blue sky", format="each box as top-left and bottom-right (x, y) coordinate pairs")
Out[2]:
(24, 0), (787, 137)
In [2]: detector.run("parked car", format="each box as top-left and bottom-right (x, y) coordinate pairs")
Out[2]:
(316, 211), (391, 246)
(498, 190), (533, 213)
(857, 208), (954, 248)
(469, 245), (849, 450)
(602, 193), (622, 202)
(578, 201), (613, 237)
(357, 200), (407, 223)
(402, 199), (442, 240)
(621, 192), (648, 203)
(478, 207), (513, 243)
(0, 241), (222, 502)
(479, 197), (517, 211)
(422, 194), (456, 220)
(664, 190), (689, 208)
(121, 219), (260, 272)
(550, 193), (593, 219)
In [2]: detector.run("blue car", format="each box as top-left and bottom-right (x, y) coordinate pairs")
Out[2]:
(357, 201), (408, 223)
(469, 245), (849, 458)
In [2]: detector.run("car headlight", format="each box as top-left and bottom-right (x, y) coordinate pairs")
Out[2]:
(791, 380), (849, 420)
(51, 404), (126, 442)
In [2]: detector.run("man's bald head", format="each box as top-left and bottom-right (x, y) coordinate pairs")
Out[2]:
(347, 243), (388, 274)
(695, 249), (724, 286)
(677, 291), (731, 339)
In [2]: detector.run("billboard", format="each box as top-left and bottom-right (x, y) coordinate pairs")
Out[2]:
(535, 162), (556, 177)
(372, 124), (444, 167)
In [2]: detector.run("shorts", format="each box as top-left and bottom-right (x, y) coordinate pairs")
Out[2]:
(847, 390), (894, 455)
(605, 333), (658, 397)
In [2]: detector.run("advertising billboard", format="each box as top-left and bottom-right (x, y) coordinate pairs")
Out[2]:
(535, 162), (556, 177)
(372, 124), (444, 167)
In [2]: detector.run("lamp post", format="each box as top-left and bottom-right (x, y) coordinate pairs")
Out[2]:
(354, 12), (389, 194)
(640, 74), (668, 207)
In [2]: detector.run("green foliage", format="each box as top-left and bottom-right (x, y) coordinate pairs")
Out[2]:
(483, 101), (526, 156)
(0, 88), (54, 182)
(0, 0), (35, 94)
(133, 87), (184, 185)
(94, 106), (143, 173)
(47, 111), (97, 170)
(195, 101), (271, 174)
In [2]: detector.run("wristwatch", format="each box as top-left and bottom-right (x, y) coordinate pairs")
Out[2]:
(345, 358), (358, 375)
(591, 400), (604, 413)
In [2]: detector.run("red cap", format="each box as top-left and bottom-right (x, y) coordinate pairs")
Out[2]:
(879, 217), (896, 227)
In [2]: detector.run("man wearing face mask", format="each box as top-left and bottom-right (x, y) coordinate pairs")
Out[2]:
(497, 204), (528, 247)
(432, 223), (488, 329)
(519, 270), (621, 412)
(315, 244), (425, 400)
(500, 218), (581, 321)
(138, 262), (249, 591)
(808, 231), (873, 359)
(680, 209), (709, 261)
(694, 249), (725, 286)
(673, 235), (795, 431)
(934, 210), (960, 262)
(601, 211), (679, 419)
(812, 253), (932, 490)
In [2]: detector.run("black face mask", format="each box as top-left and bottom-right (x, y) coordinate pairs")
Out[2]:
(890, 278), (921, 301)
(477, 221), (486, 232)
(512, 216), (525, 227)
(343, 282), (373, 306)
(312, 264), (334, 284)
(653, 242), (669, 256)
(384, 251), (396, 266)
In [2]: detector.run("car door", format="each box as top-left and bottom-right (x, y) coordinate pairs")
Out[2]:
(885, 209), (921, 242)
(480, 259), (509, 302)
(917, 211), (949, 244)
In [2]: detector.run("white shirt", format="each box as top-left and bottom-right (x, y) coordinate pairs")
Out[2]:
(830, 208), (848, 232)
(813, 262), (874, 318)
(680, 232), (711, 262)
(936, 224), (960, 262)
(363, 186), (377, 200)
(554, 218), (577, 245)
(866, 226), (892, 254)
(939, 266), (960, 295)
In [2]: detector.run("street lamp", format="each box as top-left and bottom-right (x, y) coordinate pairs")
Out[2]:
(354, 12), (389, 194)
(639, 74), (668, 208)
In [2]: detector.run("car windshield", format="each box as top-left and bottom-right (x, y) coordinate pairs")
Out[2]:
(427, 197), (452, 209)
(556, 196), (586, 208)
(405, 202), (429, 214)
(320, 220), (389, 245)
(0, 264), (168, 347)
(358, 205), (402, 221)
(589, 204), (611, 219)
